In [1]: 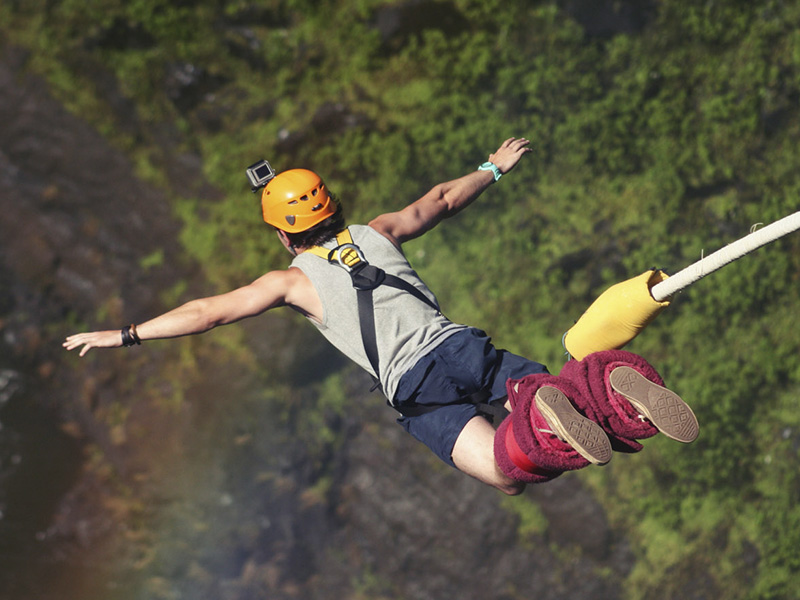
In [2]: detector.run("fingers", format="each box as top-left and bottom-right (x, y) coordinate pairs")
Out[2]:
(500, 137), (531, 151)
(63, 330), (121, 357)
(63, 333), (90, 349)
(488, 137), (533, 174)
(494, 138), (532, 161)
(63, 334), (92, 357)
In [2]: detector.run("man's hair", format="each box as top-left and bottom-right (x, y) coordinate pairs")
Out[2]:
(284, 193), (345, 249)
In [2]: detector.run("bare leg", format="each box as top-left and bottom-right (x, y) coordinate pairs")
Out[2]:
(451, 415), (525, 495)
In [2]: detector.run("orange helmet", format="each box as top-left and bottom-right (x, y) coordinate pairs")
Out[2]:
(261, 169), (334, 233)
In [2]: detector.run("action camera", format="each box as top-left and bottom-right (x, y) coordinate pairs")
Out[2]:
(246, 159), (276, 192)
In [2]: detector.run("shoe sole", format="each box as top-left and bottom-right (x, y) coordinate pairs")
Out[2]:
(534, 386), (612, 465)
(608, 366), (699, 443)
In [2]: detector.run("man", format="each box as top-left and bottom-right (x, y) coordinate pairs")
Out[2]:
(64, 138), (697, 495)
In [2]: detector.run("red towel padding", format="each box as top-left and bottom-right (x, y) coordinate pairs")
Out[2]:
(559, 350), (659, 452)
(494, 417), (561, 484)
(505, 373), (592, 472)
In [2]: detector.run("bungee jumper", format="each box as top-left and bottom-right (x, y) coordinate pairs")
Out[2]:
(64, 138), (699, 495)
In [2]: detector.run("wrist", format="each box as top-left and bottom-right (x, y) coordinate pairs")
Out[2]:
(477, 161), (502, 182)
(121, 324), (142, 347)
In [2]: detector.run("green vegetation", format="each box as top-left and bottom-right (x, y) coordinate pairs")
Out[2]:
(4, 0), (800, 598)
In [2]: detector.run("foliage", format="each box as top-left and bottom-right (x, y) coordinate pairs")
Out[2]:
(4, 0), (800, 598)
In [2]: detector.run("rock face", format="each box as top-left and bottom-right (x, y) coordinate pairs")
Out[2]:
(301, 402), (634, 600)
(0, 44), (198, 597)
(0, 44), (633, 600)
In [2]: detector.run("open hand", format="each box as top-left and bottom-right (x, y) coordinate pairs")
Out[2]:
(63, 330), (122, 357)
(487, 137), (532, 175)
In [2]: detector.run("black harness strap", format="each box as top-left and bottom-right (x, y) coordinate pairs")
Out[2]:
(310, 230), (440, 381)
(356, 268), (441, 379)
(353, 265), (382, 377)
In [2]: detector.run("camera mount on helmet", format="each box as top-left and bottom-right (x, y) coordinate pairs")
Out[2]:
(246, 159), (276, 192)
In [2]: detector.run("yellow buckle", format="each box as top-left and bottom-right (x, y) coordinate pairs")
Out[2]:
(333, 243), (365, 271)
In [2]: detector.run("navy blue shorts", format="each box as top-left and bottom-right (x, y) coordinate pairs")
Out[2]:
(393, 328), (548, 467)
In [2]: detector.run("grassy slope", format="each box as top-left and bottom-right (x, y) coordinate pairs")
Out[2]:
(4, 0), (800, 597)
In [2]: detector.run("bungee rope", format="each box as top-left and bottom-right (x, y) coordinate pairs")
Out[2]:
(564, 211), (800, 360)
(650, 211), (800, 301)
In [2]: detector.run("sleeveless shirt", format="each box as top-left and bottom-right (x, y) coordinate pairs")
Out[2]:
(290, 224), (467, 400)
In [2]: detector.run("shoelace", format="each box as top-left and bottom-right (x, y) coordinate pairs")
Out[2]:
(535, 427), (564, 441)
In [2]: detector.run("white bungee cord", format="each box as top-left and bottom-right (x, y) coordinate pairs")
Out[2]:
(650, 211), (800, 302)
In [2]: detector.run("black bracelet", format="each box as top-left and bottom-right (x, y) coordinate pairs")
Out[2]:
(121, 324), (141, 347)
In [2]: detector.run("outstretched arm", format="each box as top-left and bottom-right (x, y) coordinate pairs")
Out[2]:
(369, 137), (531, 246)
(63, 269), (300, 357)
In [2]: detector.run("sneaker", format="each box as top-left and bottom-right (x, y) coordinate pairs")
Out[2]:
(608, 366), (699, 443)
(534, 386), (612, 465)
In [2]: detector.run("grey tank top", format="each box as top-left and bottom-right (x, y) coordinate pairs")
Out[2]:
(291, 224), (467, 401)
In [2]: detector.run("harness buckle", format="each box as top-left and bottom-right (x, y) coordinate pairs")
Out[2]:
(330, 243), (366, 272)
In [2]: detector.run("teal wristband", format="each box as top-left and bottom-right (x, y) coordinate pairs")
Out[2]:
(478, 161), (502, 181)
